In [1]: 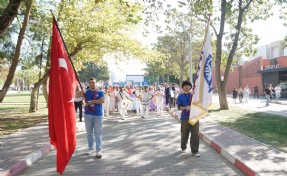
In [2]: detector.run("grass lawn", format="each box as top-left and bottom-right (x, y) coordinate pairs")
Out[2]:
(0, 104), (48, 136)
(209, 104), (287, 153)
(3, 91), (46, 103)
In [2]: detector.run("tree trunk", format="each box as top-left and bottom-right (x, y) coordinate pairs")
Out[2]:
(179, 55), (184, 86)
(0, 0), (22, 36)
(215, 0), (228, 110)
(42, 78), (49, 107)
(218, 84), (229, 109)
(0, 0), (33, 102)
(29, 71), (49, 112)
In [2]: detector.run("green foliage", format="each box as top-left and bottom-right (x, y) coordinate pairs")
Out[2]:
(78, 61), (110, 83)
(56, 0), (148, 70)
(0, 0), (9, 10)
(15, 68), (39, 87)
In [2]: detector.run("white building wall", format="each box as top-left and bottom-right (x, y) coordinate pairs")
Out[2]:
(249, 40), (285, 60)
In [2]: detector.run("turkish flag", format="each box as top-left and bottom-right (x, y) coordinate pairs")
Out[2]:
(48, 18), (77, 174)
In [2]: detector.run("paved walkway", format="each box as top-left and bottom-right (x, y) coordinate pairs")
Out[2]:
(214, 95), (287, 118)
(2, 112), (243, 176)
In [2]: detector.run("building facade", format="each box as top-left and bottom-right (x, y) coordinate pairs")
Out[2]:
(213, 40), (287, 98)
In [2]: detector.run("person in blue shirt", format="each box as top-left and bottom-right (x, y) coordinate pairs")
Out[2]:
(177, 80), (200, 157)
(83, 78), (105, 158)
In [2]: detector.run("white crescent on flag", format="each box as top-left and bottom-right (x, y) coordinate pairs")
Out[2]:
(58, 58), (74, 102)
(59, 58), (68, 72)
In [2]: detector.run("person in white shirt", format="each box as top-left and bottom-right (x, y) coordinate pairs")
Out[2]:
(140, 86), (151, 118)
(115, 87), (130, 120)
(135, 86), (142, 115)
(274, 84), (281, 100)
(74, 85), (83, 122)
(104, 87), (110, 117)
(174, 84), (180, 106)
(243, 85), (251, 103)
(155, 87), (164, 116)
(109, 86), (116, 114)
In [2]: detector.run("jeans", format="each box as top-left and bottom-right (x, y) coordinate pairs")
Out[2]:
(84, 114), (103, 152)
(266, 95), (270, 106)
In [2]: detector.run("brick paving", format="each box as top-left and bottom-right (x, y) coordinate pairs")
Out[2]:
(0, 123), (50, 171)
(18, 112), (243, 176)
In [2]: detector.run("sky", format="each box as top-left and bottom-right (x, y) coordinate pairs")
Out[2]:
(107, 2), (287, 82)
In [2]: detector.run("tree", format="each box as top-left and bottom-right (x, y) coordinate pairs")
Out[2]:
(0, 0), (22, 36)
(143, 0), (273, 109)
(15, 68), (38, 90)
(28, 0), (148, 111)
(78, 62), (110, 83)
(185, 0), (272, 109)
(0, 0), (33, 102)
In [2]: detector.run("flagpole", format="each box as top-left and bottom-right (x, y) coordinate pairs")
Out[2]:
(50, 10), (85, 93)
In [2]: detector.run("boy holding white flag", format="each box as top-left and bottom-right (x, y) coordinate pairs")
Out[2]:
(177, 81), (200, 157)
(177, 21), (212, 157)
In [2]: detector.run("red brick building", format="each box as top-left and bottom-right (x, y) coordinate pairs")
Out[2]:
(213, 56), (287, 97)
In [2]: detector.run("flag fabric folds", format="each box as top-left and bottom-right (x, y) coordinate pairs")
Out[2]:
(48, 18), (77, 174)
(189, 23), (212, 125)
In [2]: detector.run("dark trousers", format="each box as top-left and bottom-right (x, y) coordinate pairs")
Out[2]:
(74, 101), (83, 120)
(168, 96), (173, 109)
(181, 120), (199, 153)
(254, 91), (259, 98)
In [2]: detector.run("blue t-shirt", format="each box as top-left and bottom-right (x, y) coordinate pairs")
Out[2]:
(177, 93), (192, 120)
(84, 89), (104, 116)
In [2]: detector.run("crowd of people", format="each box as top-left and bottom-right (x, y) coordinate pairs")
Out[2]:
(73, 78), (201, 158)
(231, 85), (251, 103)
(264, 83), (282, 106)
(74, 82), (183, 121)
(230, 83), (282, 106)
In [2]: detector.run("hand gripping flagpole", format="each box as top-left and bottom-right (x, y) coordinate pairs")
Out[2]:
(50, 10), (86, 95)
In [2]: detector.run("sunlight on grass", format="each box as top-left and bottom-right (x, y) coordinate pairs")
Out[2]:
(0, 104), (48, 136)
(209, 104), (287, 153)
(3, 91), (46, 103)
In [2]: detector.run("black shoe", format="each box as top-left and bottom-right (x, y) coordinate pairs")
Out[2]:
(141, 116), (144, 118)
(80, 119), (83, 122)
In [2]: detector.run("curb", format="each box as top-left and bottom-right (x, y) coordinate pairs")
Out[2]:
(169, 110), (257, 176)
(1, 123), (85, 176)
(1, 144), (54, 176)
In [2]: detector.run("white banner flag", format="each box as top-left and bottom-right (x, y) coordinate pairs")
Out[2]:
(189, 24), (212, 125)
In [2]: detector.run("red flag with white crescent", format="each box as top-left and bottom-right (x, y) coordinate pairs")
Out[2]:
(48, 18), (77, 174)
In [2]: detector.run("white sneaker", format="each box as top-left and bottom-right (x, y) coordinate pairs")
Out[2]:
(96, 152), (103, 157)
(181, 149), (186, 153)
(86, 150), (94, 155)
(192, 152), (200, 157)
